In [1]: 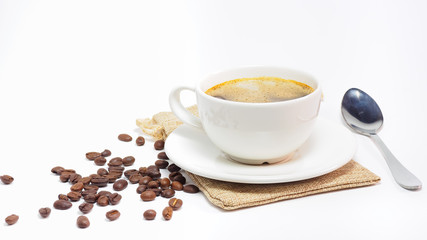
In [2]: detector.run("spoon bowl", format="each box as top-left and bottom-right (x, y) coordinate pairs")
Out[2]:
(341, 88), (422, 190)
(342, 88), (383, 135)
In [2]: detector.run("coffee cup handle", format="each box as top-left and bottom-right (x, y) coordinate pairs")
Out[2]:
(169, 86), (203, 128)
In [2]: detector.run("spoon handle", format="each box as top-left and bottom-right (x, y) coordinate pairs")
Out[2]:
(370, 134), (422, 190)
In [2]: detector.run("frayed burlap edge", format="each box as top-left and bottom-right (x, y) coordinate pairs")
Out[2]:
(136, 105), (198, 140)
(187, 160), (380, 210)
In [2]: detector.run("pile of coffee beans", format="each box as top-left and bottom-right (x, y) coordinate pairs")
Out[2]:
(2, 133), (200, 227)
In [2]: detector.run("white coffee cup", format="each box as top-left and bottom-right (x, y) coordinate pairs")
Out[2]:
(169, 66), (321, 165)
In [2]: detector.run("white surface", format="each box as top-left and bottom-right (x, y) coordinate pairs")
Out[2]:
(0, 0), (426, 239)
(165, 118), (356, 183)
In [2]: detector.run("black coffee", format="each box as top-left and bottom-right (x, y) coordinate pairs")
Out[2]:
(205, 77), (314, 103)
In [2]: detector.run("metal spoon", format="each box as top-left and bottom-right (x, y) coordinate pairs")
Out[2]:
(341, 88), (422, 190)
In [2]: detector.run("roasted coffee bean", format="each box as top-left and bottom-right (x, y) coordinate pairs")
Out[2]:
(124, 169), (138, 179)
(157, 152), (169, 160)
(159, 178), (171, 189)
(83, 193), (97, 203)
(106, 210), (120, 221)
(171, 181), (183, 191)
(162, 206), (173, 220)
(58, 194), (69, 201)
(81, 189), (97, 198)
(155, 160), (169, 169)
(110, 170), (125, 177)
(154, 140), (165, 150)
(169, 172), (182, 181)
(108, 157), (123, 167)
(108, 193), (122, 205)
(108, 171), (122, 178)
(108, 165), (125, 172)
(151, 188), (162, 196)
(105, 174), (118, 183)
(53, 200), (72, 210)
(39, 207), (51, 218)
(51, 166), (65, 175)
(82, 187), (96, 194)
(161, 189), (175, 198)
(94, 156), (107, 166)
(89, 173), (101, 178)
(79, 203), (94, 214)
(97, 190), (112, 197)
(129, 174), (142, 184)
(173, 175), (186, 185)
(140, 190), (156, 201)
(86, 152), (101, 160)
(97, 168), (109, 176)
(113, 179), (128, 191)
(0, 175), (14, 184)
(5, 214), (19, 225)
(67, 191), (82, 201)
(147, 180), (159, 189)
(183, 184), (200, 193)
(118, 133), (132, 142)
(167, 164), (181, 173)
(139, 176), (152, 185)
(138, 167), (147, 176)
(136, 185), (147, 194)
(108, 172), (123, 180)
(148, 171), (161, 180)
(106, 173), (120, 179)
(169, 172), (186, 184)
(70, 182), (84, 192)
(136, 136), (145, 146)
(97, 195), (109, 206)
(59, 171), (73, 182)
(122, 156), (135, 166)
(69, 173), (82, 184)
(101, 149), (111, 157)
(84, 185), (99, 191)
(146, 165), (161, 179)
(90, 176), (109, 187)
(81, 189), (97, 197)
(109, 170), (120, 179)
(143, 209), (156, 220)
(77, 216), (90, 228)
(78, 177), (92, 185)
(168, 198), (183, 210)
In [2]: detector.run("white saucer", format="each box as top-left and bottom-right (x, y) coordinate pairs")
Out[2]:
(165, 118), (357, 184)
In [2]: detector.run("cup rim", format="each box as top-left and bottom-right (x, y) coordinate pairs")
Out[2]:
(196, 65), (321, 106)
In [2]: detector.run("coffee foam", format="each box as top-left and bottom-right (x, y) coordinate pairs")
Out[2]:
(205, 77), (314, 103)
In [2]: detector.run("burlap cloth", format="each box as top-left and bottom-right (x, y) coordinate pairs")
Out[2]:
(136, 106), (380, 210)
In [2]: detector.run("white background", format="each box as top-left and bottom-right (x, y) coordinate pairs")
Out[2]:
(1, 0), (427, 239)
